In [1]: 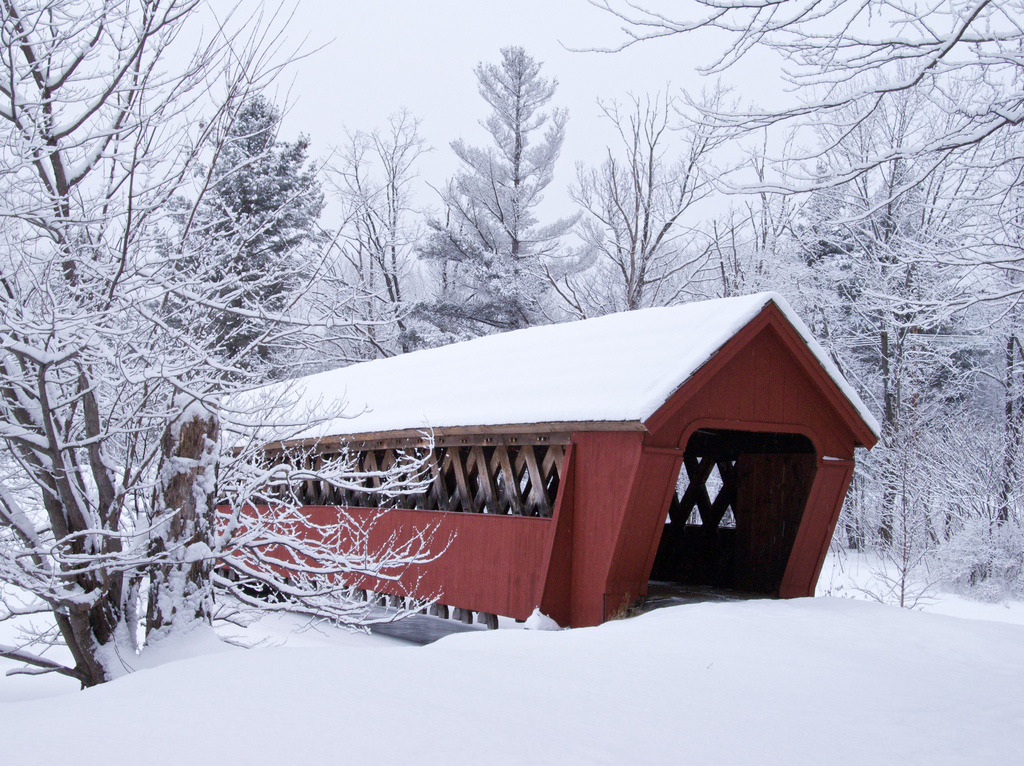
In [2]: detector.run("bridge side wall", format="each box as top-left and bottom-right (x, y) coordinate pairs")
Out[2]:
(288, 503), (557, 622)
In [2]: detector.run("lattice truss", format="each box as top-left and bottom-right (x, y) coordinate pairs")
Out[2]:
(669, 453), (739, 530)
(267, 436), (566, 518)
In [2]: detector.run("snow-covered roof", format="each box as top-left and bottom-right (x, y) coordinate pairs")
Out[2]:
(259, 292), (879, 442)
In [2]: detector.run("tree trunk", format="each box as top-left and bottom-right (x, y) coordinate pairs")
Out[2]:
(999, 334), (1022, 524)
(146, 403), (220, 641)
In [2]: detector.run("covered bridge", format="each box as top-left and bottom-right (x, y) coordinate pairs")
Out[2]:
(257, 293), (878, 628)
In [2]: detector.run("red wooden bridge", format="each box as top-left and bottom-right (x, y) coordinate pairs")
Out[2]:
(253, 293), (878, 627)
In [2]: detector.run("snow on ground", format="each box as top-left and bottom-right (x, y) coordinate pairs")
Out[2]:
(2, 593), (1023, 765)
(0, 608), (405, 705)
(816, 547), (1024, 625)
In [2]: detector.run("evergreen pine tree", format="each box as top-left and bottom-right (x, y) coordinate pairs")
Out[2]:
(418, 47), (574, 341)
(198, 96), (323, 369)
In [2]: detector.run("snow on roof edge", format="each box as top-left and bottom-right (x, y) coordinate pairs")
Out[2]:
(762, 293), (881, 440)
(245, 293), (879, 443)
(625, 292), (880, 441)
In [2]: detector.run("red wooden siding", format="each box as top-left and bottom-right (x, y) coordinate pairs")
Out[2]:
(779, 457), (856, 597)
(287, 504), (556, 621)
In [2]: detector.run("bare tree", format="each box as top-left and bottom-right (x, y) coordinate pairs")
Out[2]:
(593, 1), (1024, 175)
(325, 111), (428, 358)
(0, 1), (436, 687)
(691, 129), (805, 306)
(551, 91), (723, 317)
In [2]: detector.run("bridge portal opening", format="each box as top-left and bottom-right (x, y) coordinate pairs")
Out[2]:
(650, 428), (817, 595)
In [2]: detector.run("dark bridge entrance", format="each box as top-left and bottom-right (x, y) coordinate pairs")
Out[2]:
(651, 429), (817, 596)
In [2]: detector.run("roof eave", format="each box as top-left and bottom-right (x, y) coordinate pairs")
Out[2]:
(641, 302), (879, 450)
(263, 419), (648, 452)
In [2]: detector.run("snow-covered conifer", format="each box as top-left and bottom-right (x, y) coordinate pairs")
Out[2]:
(419, 46), (575, 340)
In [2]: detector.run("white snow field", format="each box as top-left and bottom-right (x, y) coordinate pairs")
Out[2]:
(2, 596), (1022, 765)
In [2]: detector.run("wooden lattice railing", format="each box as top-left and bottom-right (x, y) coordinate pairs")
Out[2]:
(669, 453), (739, 530)
(667, 429), (817, 531)
(265, 433), (568, 518)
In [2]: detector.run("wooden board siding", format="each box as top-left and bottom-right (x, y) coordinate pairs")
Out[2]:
(538, 445), (577, 627)
(779, 457), (856, 597)
(285, 503), (557, 621)
(732, 452), (818, 593)
(644, 309), (874, 455)
(566, 431), (645, 627)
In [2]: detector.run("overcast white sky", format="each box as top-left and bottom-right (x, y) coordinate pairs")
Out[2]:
(217, 1), (784, 216)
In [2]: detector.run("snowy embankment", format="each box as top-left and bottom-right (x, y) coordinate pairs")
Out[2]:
(2, 598), (1023, 765)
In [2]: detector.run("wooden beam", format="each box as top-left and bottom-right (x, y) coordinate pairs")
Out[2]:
(520, 445), (550, 517)
(492, 445), (520, 515)
(470, 446), (500, 514)
(426, 450), (450, 511)
(262, 421), (646, 452)
(449, 447), (477, 513)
